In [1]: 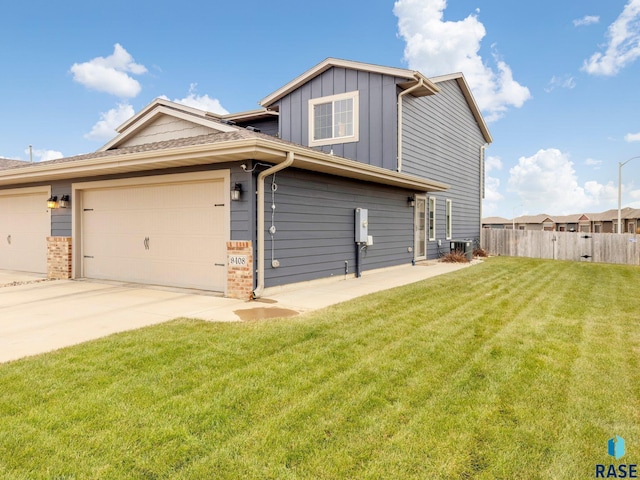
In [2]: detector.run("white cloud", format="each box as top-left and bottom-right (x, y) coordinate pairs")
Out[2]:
(161, 84), (229, 114)
(482, 155), (504, 216)
(585, 158), (603, 169)
(545, 74), (576, 92)
(628, 188), (640, 205)
(582, 0), (640, 76)
(625, 132), (640, 142)
(393, 0), (531, 122)
(485, 155), (502, 173)
(70, 44), (147, 98)
(84, 103), (135, 141)
(573, 15), (600, 27)
(482, 175), (505, 216)
(507, 148), (617, 214)
(24, 148), (64, 162)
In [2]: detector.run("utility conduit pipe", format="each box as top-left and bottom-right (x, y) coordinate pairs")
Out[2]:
(397, 77), (424, 173)
(252, 151), (295, 299)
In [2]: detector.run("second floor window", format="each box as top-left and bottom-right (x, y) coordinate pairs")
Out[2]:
(309, 91), (359, 146)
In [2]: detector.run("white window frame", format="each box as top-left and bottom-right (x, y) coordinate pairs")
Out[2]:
(428, 197), (436, 241)
(308, 91), (359, 147)
(445, 199), (452, 240)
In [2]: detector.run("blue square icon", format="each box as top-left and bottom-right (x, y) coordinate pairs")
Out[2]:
(608, 435), (625, 460)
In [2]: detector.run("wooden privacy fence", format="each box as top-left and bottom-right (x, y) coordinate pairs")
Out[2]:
(481, 229), (640, 266)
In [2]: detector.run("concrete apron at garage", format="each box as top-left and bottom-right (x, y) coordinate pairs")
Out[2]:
(0, 261), (474, 363)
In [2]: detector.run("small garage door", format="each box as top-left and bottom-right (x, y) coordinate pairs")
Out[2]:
(0, 189), (50, 273)
(81, 178), (227, 291)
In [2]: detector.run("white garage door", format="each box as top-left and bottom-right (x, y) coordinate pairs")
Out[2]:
(0, 189), (50, 273)
(81, 178), (227, 291)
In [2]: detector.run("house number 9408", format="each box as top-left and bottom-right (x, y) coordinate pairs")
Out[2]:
(229, 255), (248, 266)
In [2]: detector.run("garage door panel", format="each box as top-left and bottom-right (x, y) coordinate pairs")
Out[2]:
(146, 259), (223, 289)
(83, 212), (151, 235)
(0, 192), (49, 273)
(81, 178), (227, 291)
(148, 235), (223, 262)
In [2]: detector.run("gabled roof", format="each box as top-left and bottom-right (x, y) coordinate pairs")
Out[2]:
(554, 213), (592, 223)
(513, 214), (555, 224)
(586, 209), (615, 222)
(259, 58), (440, 108)
(623, 208), (640, 220)
(431, 72), (492, 144)
(98, 98), (239, 152)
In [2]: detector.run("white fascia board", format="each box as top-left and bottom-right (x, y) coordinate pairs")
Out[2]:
(260, 58), (429, 107)
(222, 109), (279, 122)
(114, 98), (197, 133)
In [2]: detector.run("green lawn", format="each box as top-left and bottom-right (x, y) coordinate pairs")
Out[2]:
(1, 257), (639, 479)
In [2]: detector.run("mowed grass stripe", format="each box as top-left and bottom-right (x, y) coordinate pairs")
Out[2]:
(1, 257), (639, 479)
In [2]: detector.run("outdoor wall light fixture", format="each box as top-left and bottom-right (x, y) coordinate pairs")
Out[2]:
(59, 194), (70, 208)
(47, 195), (58, 209)
(407, 195), (416, 207)
(231, 183), (243, 201)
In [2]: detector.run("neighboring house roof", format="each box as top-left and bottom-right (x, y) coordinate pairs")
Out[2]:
(0, 123), (449, 192)
(487, 207), (640, 225)
(589, 207), (633, 222)
(259, 57), (440, 108)
(0, 158), (30, 170)
(513, 214), (555, 224)
(482, 216), (510, 224)
(623, 208), (640, 219)
(553, 213), (591, 223)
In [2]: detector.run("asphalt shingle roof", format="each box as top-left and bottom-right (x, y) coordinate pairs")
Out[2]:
(0, 158), (31, 170)
(0, 128), (289, 172)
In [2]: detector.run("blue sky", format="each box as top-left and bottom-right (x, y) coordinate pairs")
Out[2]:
(2, 0), (640, 218)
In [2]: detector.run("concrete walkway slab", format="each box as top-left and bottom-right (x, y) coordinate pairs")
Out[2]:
(0, 261), (475, 363)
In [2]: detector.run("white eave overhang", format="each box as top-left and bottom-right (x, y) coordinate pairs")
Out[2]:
(0, 138), (448, 193)
(221, 109), (279, 123)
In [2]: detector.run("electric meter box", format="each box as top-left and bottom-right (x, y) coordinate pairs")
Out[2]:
(355, 208), (368, 243)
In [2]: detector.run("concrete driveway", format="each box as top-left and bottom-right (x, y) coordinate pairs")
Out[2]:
(0, 261), (472, 363)
(0, 274), (256, 363)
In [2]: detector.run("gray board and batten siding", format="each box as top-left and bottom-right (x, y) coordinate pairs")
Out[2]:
(276, 67), (403, 171)
(261, 167), (415, 288)
(402, 79), (486, 257)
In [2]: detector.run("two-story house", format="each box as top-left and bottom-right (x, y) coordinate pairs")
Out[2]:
(0, 58), (491, 298)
